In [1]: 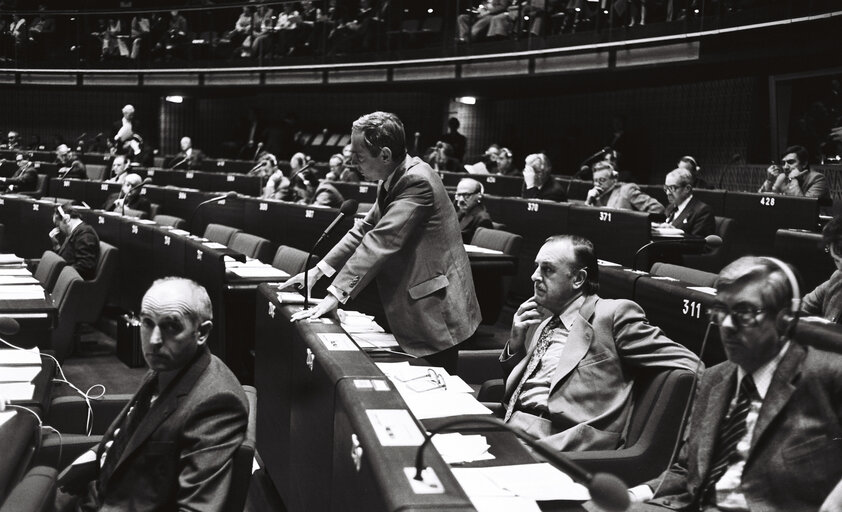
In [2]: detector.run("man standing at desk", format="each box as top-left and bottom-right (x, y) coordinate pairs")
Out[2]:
(630, 257), (842, 511)
(501, 235), (699, 451)
(280, 111), (481, 371)
(50, 204), (100, 280)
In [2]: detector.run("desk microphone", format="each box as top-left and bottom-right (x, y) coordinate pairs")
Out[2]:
(632, 235), (722, 270)
(186, 191), (239, 235)
(0, 317), (21, 336)
(170, 154), (190, 170)
(303, 199), (358, 308)
(414, 415), (630, 512)
(253, 142), (264, 161)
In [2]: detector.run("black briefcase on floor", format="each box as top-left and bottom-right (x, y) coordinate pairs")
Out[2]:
(117, 314), (146, 368)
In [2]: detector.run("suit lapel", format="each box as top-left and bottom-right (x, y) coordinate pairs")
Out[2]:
(696, 364), (738, 479)
(549, 295), (597, 393)
(114, 348), (211, 471)
(748, 343), (805, 458)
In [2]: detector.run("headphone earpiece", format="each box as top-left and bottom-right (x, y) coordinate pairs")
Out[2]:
(56, 205), (69, 222)
(761, 256), (802, 339)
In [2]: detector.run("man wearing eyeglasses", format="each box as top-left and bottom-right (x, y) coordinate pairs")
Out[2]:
(758, 145), (829, 200)
(629, 256), (842, 511)
(801, 215), (842, 323)
(455, 178), (494, 243)
(585, 161), (664, 214)
(658, 167), (715, 237)
(500, 235), (699, 452)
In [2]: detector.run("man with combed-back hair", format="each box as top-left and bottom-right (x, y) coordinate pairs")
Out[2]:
(56, 277), (248, 512)
(500, 235), (699, 452)
(628, 256), (842, 511)
(279, 111), (481, 372)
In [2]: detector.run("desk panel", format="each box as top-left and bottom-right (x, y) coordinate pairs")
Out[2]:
(633, 275), (725, 365)
(207, 172), (261, 196)
(117, 219), (156, 312)
(692, 189), (726, 218)
(568, 205), (651, 268)
(326, 181), (378, 205)
(84, 181), (122, 209)
(199, 159), (254, 174)
(723, 192), (819, 260)
(49, 178), (87, 203)
(597, 263), (643, 300)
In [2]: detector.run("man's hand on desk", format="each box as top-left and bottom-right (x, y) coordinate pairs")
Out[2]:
(276, 266), (323, 299)
(289, 293), (339, 322)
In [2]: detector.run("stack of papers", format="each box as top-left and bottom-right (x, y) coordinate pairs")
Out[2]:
(451, 463), (589, 510)
(203, 241), (228, 250)
(0, 254), (24, 265)
(0, 268), (32, 276)
(0, 276), (39, 285)
(338, 310), (384, 333)
(0, 347), (41, 401)
(651, 223), (684, 237)
(431, 432), (494, 464)
(376, 362), (491, 420)
(0, 285), (46, 300)
(464, 244), (504, 255)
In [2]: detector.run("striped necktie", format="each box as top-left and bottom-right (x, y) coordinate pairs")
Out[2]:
(503, 316), (561, 422)
(697, 375), (757, 508)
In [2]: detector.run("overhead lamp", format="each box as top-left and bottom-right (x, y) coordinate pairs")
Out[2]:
(165, 95), (184, 104)
(457, 96), (477, 105)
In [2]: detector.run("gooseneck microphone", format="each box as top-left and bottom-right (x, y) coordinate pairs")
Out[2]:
(186, 191), (239, 235)
(415, 415), (630, 512)
(303, 199), (358, 309)
(716, 153), (742, 189)
(632, 234), (722, 271)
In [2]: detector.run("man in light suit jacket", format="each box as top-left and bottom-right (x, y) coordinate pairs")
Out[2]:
(628, 257), (842, 511)
(586, 161), (665, 215)
(57, 278), (248, 511)
(661, 167), (715, 238)
(280, 111), (481, 371)
(500, 235), (700, 451)
(803, 215), (842, 323)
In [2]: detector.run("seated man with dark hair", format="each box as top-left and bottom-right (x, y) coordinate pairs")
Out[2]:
(0, 152), (38, 192)
(56, 277), (249, 511)
(585, 161), (664, 214)
(630, 256), (842, 511)
(50, 204), (100, 280)
(501, 235), (699, 451)
(758, 144), (829, 200)
(802, 215), (842, 322)
(102, 173), (152, 217)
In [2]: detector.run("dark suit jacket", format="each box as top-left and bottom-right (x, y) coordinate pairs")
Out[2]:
(103, 192), (152, 217)
(641, 343), (842, 511)
(458, 203), (493, 244)
(166, 149), (205, 170)
(56, 223), (100, 280)
(4, 163), (38, 191)
(802, 270), (842, 323)
(522, 178), (567, 202)
(322, 156), (481, 357)
(77, 347), (248, 512)
(665, 196), (715, 238)
(500, 295), (700, 451)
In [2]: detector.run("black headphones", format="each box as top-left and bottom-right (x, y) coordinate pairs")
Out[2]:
(761, 256), (802, 338)
(56, 204), (70, 222)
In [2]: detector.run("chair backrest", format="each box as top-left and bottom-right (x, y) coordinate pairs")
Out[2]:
(19, 174), (47, 198)
(86, 164), (107, 181)
(229, 232), (272, 262)
(51, 266), (82, 312)
(34, 250), (67, 292)
(148, 202), (160, 219)
(650, 262), (717, 287)
(625, 367), (695, 448)
(224, 385), (257, 512)
(153, 214), (187, 230)
(204, 223), (241, 245)
(123, 207), (147, 219)
(682, 215), (734, 273)
(471, 227), (523, 256)
(271, 245), (310, 275)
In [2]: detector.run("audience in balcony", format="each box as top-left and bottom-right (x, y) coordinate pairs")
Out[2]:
(246, 4), (276, 58)
(455, 178), (494, 244)
(522, 152), (567, 202)
(457, 0), (508, 43)
(488, 0), (551, 39)
(130, 13), (153, 60)
(440, 117), (467, 162)
(585, 161), (664, 214)
(758, 144), (829, 200)
(100, 17), (128, 60)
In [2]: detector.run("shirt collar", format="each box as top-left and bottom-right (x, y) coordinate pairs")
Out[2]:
(558, 294), (585, 331)
(737, 341), (790, 400)
(675, 194), (693, 214)
(382, 155), (412, 193)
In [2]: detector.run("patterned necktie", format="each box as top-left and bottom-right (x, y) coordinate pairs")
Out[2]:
(98, 374), (157, 492)
(503, 316), (562, 422)
(697, 375), (757, 508)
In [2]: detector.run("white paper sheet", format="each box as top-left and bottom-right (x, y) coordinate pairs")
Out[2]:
(454, 463), (590, 502)
(0, 348), (41, 366)
(0, 285), (45, 300)
(0, 268), (31, 276)
(464, 244), (505, 255)
(0, 254), (24, 264)
(688, 286), (717, 296)
(202, 242), (227, 249)
(228, 266), (289, 279)
(0, 382), (35, 400)
(0, 366), (40, 382)
(431, 433), (494, 464)
(0, 276), (39, 285)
